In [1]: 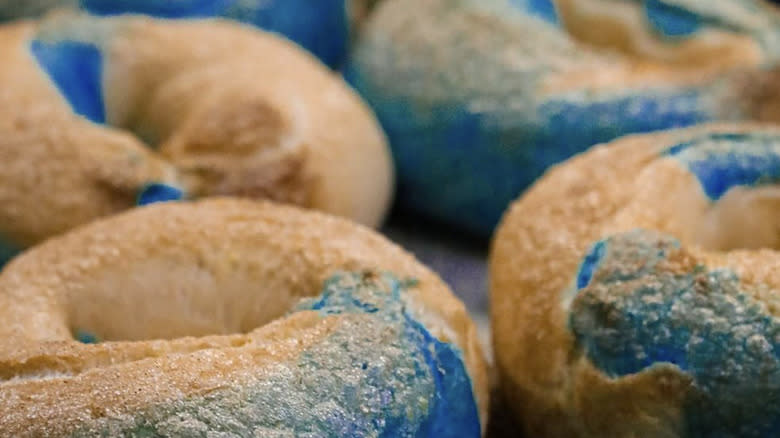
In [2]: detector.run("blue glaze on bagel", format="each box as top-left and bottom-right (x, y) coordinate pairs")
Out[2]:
(84, 272), (481, 436)
(79, 0), (349, 68)
(510, 0), (559, 25)
(347, 57), (712, 233)
(136, 183), (185, 206)
(29, 39), (105, 124)
(644, 0), (702, 38)
(666, 132), (780, 200)
(570, 230), (780, 436)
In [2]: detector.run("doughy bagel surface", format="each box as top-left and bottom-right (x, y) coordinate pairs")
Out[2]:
(490, 123), (780, 437)
(0, 13), (391, 262)
(0, 198), (487, 436)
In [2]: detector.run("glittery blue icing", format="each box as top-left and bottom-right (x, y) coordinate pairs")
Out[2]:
(666, 132), (780, 200)
(576, 240), (606, 290)
(510, 0), (559, 25)
(644, 0), (702, 38)
(347, 60), (712, 234)
(79, 0), (349, 68)
(570, 230), (780, 436)
(136, 183), (184, 206)
(300, 273), (481, 437)
(29, 40), (105, 124)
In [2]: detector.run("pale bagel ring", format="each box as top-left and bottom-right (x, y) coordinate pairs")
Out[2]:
(0, 198), (487, 436)
(555, 0), (780, 70)
(0, 13), (392, 264)
(490, 123), (780, 437)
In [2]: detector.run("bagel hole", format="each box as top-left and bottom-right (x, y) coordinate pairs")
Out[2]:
(64, 259), (298, 343)
(692, 186), (780, 251)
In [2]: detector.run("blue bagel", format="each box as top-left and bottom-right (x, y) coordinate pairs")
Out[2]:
(347, 0), (780, 234)
(0, 0), (350, 68)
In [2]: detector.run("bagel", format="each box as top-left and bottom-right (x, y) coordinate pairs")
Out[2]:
(555, 0), (780, 70)
(0, 198), (487, 436)
(346, 0), (780, 235)
(0, 13), (392, 265)
(490, 123), (780, 437)
(0, 0), (352, 68)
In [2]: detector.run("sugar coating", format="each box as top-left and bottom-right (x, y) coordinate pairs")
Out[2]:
(571, 230), (780, 437)
(73, 272), (480, 437)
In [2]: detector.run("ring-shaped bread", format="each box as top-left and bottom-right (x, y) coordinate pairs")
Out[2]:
(491, 123), (780, 437)
(0, 198), (487, 436)
(347, 0), (780, 235)
(0, 13), (392, 264)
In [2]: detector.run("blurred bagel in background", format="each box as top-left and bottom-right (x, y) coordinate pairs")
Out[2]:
(0, 12), (392, 265)
(347, 0), (780, 235)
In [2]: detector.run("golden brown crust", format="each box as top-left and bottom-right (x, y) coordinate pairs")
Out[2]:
(0, 198), (488, 435)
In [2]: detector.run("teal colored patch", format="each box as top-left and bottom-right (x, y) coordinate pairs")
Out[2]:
(666, 132), (780, 200)
(29, 39), (106, 124)
(78, 272), (480, 436)
(136, 183), (184, 206)
(75, 330), (99, 344)
(510, 0), (559, 25)
(0, 236), (21, 269)
(644, 0), (702, 38)
(570, 230), (780, 436)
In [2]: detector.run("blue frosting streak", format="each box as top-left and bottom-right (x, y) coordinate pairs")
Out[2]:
(301, 273), (481, 437)
(510, 0), (559, 25)
(79, 0), (349, 68)
(136, 183), (184, 206)
(666, 132), (780, 200)
(644, 0), (702, 38)
(576, 240), (606, 290)
(29, 40), (105, 124)
(347, 59), (712, 234)
(570, 231), (780, 436)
